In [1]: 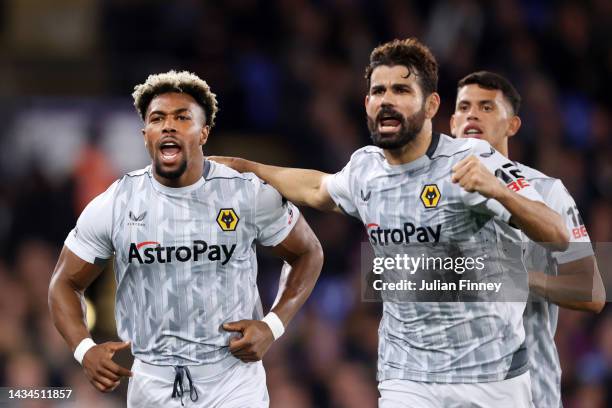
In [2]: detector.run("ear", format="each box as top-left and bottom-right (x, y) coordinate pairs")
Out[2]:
(142, 128), (147, 148)
(200, 125), (210, 146)
(450, 114), (457, 137)
(364, 94), (369, 110)
(425, 92), (440, 119)
(507, 115), (522, 138)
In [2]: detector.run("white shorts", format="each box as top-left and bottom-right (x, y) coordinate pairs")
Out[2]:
(378, 372), (533, 408)
(127, 359), (269, 407)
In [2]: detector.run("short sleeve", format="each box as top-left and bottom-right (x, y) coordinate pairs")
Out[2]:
(255, 181), (300, 247)
(64, 181), (116, 264)
(460, 142), (544, 223)
(545, 180), (593, 264)
(324, 160), (359, 218)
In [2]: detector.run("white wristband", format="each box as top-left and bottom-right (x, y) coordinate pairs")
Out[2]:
(261, 312), (285, 340)
(74, 338), (96, 365)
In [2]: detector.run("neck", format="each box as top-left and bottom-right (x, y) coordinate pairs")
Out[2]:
(153, 155), (204, 188)
(495, 139), (509, 158)
(383, 121), (432, 165)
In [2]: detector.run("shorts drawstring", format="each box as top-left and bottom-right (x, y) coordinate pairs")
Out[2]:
(171, 366), (199, 406)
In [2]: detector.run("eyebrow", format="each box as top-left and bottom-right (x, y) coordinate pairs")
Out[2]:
(457, 99), (495, 105)
(370, 83), (412, 90)
(148, 108), (191, 117)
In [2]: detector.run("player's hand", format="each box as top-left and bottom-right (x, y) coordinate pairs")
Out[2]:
(451, 155), (505, 199)
(206, 156), (249, 173)
(223, 320), (274, 362)
(81, 341), (133, 393)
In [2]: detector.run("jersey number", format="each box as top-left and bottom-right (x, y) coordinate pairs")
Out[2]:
(495, 163), (529, 192)
(567, 205), (588, 239)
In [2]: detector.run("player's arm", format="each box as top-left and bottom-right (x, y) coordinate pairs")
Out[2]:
(268, 216), (323, 325)
(529, 256), (605, 313)
(452, 155), (569, 251)
(208, 156), (339, 212)
(48, 181), (131, 392)
(224, 216), (323, 362)
(493, 185), (568, 251)
(528, 180), (605, 312)
(49, 246), (104, 353)
(49, 247), (132, 392)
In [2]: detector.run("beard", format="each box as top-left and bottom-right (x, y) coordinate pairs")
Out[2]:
(154, 157), (188, 180)
(368, 104), (427, 150)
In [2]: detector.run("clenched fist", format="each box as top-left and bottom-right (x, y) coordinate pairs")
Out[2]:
(223, 320), (275, 362)
(451, 155), (505, 199)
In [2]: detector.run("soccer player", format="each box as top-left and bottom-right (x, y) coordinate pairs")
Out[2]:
(209, 39), (570, 407)
(451, 70), (605, 407)
(48, 71), (324, 407)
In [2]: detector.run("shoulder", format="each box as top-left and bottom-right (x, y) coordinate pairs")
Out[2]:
(116, 166), (150, 187)
(514, 162), (555, 183)
(205, 160), (258, 181)
(104, 166), (151, 199)
(430, 133), (477, 160)
(460, 137), (493, 157)
(205, 160), (266, 193)
(124, 166), (149, 178)
(336, 146), (385, 178)
(77, 176), (126, 221)
(513, 162), (577, 211)
(348, 145), (385, 164)
(514, 162), (562, 197)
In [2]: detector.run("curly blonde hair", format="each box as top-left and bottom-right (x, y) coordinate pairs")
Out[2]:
(132, 70), (218, 127)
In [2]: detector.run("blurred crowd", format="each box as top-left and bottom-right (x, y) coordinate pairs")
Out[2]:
(0, 1), (611, 407)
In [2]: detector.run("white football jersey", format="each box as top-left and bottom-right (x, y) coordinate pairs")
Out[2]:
(65, 161), (299, 368)
(326, 133), (544, 383)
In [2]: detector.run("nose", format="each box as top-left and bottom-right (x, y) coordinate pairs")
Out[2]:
(466, 105), (479, 121)
(380, 101), (394, 112)
(162, 117), (177, 133)
(380, 90), (395, 107)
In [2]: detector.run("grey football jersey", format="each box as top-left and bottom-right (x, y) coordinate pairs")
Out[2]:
(65, 161), (299, 368)
(326, 133), (544, 383)
(518, 163), (594, 408)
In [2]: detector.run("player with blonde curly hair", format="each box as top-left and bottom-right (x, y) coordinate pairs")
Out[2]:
(49, 70), (323, 407)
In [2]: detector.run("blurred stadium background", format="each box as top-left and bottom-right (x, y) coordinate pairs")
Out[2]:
(0, 0), (611, 407)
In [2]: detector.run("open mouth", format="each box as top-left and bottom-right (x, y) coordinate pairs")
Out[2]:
(377, 113), (403, 134)
(159, 140), (182, 163)
(463, 124), (483, 138)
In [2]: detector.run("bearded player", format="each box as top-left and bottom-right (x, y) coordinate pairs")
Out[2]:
(210, 39), (570, 407)
(48, 71), (323, 407)
(451, 70), (605, 407)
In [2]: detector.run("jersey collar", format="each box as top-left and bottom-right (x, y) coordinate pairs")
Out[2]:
(382, 132), (441, 173)
(147, 165), (205, 195)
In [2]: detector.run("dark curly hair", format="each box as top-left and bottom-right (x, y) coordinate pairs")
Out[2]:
(365, 38), (438, 97)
